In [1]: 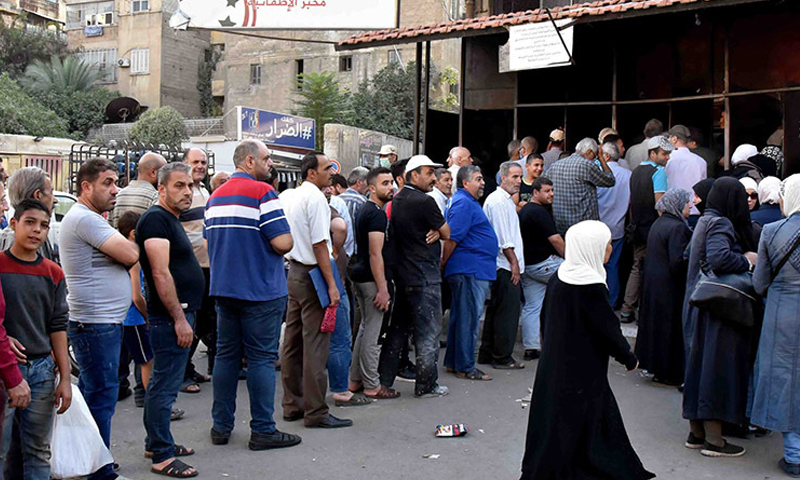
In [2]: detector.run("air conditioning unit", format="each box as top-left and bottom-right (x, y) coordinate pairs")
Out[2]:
(118, 58), (131, 68)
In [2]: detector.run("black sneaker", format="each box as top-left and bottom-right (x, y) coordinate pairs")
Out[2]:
(684, 433), (704, 449)
(249, 430), (302, 450)
(779, 458), (800, 478)
(700, 440), (745, 457)
(523, 349), (540, 361)
(397, 365), (416, 381)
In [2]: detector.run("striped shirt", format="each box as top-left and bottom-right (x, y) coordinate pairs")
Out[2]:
(204, 172), (291, 302)
(108, 180), (159, 228)
(180, 185), (210, 268)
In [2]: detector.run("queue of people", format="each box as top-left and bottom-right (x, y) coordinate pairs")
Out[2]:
(0, 117), (793, 479)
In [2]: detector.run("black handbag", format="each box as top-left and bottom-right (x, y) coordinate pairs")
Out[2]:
(689, 270), (757, 328)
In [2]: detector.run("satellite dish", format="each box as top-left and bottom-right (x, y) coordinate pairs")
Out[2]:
(105, 97), (142, 123)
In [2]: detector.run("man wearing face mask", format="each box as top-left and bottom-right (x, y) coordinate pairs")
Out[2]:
(378, 145), (398, 168)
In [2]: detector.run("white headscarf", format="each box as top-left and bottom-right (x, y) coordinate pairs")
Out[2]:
(557, 220), (612, 287)
(739, 177), (758, 193)
(780, 174), (800, 218)
(731, 144), (758, 165)
(758, 176), (781, 205)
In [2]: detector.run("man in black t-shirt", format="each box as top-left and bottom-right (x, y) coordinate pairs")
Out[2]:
(348, 167), (400, 400)
(380, 155), (451, 398)
(136, 162), (204, 476)
(518, 177), (564, 361)
(516, 153), (543, 210)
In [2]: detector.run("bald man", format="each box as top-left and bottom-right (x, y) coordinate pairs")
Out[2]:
(180, 148), (216, 389)
(447, 147), (472, 195)
(210, 171), (230, 192)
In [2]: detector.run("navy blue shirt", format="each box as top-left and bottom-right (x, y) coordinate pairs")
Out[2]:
(444, 189), (498, 281)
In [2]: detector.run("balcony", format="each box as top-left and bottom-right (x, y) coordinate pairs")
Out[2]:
(19, 0), (59, 21)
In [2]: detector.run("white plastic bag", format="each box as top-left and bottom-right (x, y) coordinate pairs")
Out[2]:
(50, 384), (114, 479)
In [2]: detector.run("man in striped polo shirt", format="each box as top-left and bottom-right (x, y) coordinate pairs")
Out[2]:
(180, 148), (214, 390)
(204, 139), (300, 451)
(108, 152), (166, 229)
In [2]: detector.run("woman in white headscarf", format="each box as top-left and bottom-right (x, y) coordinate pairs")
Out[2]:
(751, 176), (784, 226)
(752, 174), (800, 477)
(521, 221), (654, 480)
(739, 177), (759, 211)
(727, 144), (764, 183)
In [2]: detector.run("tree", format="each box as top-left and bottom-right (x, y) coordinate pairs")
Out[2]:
(21, 56), (104, 95)
(0, 73), (70, 138)
(0, 16), (71, 79)
(32, 88), (119, 140)
(292, 71), (349, 149)
(197, 48), (222, 118)
(128, 106), (188, 148)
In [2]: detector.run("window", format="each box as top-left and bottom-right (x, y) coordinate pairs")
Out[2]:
(339, 56), (353, 72)
(77, 48), (118, 83)
(132, 0), (149, 13)
(131, 48), (150, 75)
(66, 1), (114, 29)
(388, 49), (402, 64)
(250, 64), (262, 85)
(296, 59), (304, 91)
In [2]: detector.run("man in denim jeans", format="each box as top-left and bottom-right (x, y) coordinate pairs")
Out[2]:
(136, 163), (205, 476)
(518, 177), (564, 360)
(441, 166), (496, 381)
(205, 140), (300, 449)
(60, 159), (139, 480)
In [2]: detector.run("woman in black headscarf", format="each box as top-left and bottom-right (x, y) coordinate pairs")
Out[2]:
(690, 178), (716, 228)
(681, 177), (759, 458)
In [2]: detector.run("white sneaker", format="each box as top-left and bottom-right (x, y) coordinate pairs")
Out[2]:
(416, 384), (449, 398)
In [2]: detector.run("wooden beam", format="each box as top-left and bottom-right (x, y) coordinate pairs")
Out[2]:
(459, 39), (466, 146)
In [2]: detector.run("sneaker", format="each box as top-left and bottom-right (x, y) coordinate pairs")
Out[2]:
(779, 458), (800, 478)
(523, 349), (540, 361)
(684, 432), (704, 449)
(415, 385), (449, 398)
(396, 365), (416, 381)
(700, 440), (746, 457)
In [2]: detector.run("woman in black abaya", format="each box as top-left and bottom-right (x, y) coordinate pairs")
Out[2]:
(521, 221), (654, 480)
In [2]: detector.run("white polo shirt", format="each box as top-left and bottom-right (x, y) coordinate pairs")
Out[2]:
(280, 181), (332, 265)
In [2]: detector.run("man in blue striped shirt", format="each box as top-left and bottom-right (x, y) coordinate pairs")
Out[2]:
(204, 139), (300, 451)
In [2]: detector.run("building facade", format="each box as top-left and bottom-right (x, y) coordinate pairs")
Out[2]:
(64, 0), (209, 118)
(0, 0), (65, 27)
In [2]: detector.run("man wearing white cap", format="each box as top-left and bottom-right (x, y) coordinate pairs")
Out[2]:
(621, 135), (673, 323)
(542, 128), (567, 173)
(378, 145), (398, 167)
(378, 155), (452, 398)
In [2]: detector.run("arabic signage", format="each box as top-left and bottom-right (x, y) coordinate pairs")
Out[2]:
(237, 107), (316, 150)
(505, 19), (573, 72)
(173, 0), (398, 30)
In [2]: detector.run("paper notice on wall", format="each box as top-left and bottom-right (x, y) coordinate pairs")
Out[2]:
(504, 19), (574, 72)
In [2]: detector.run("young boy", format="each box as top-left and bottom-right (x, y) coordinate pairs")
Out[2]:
(117, 211), (154, 394)
(515, 153), (544, 210)
(0, 199), (71, 479)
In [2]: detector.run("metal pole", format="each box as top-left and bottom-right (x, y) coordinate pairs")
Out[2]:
(459, 39), (466, 146)
(723, 29), (731, 170)
(413, 42), (422, 154)
(423, 41), (431, 153)
(611, 48), (618, 130)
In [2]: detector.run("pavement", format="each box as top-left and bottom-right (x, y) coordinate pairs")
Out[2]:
(105, 344), (788, 480)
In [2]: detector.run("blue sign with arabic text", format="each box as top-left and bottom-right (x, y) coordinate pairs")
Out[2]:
(238, 107), (315, 150)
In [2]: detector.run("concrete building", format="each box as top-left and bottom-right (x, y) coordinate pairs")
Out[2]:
(211, 0), (465, 135)
(64, 0), (209, 117)
(0, 0), (65, 27)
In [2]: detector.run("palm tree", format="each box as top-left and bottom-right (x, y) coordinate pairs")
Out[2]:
(21, 55), (104, 95)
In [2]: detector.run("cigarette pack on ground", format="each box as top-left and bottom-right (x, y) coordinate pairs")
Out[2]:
(435, 424), (469, 437)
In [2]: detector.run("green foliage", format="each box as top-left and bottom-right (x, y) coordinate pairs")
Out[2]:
(0, 73), (70, 138)
(21, 55), (104, 95)
(198, 48), (222, 118)
(0, 16), (70, 79)
(292, 71), (349, 149)
(32, 88), (119, 140)
(128, 106), (188, 147)
(435, 66), (460, 112)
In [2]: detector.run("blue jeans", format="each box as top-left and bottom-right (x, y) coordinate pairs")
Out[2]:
(785, 432), (800, 464)
(444, 275), (490, 373)
(520, 256), (563, 350)
(604, 238), (624, 308)
(327, 292), (352, 393)
(143, 313), (194, 463)
(67, 321), (121, 480)
(213, 296), (285, 435)
(0, 357), (55, 480)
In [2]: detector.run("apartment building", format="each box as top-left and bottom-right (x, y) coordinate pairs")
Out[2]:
(64, 0), (209, 117)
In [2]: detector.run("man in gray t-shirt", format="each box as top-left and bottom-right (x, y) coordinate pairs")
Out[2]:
(60, 159), (139, 480)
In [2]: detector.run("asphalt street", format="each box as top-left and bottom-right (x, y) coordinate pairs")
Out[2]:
(107, 346), (785, 480)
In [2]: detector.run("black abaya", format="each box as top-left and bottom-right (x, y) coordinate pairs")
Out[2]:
(635, 213), (692, 385)
(521, 277), (654, 480)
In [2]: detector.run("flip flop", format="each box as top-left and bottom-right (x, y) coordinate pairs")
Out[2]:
(171, 408), (185, 422)
(190, 371), (211, 384)
(335, 394), (372, 407)
(179, 382), (200, 394)
(151, 458), (198, 478)
(493, 361), (525, 370)
(145, 444), (195, 458)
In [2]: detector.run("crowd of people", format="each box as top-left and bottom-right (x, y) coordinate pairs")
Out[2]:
(0, 116), (793, 478)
